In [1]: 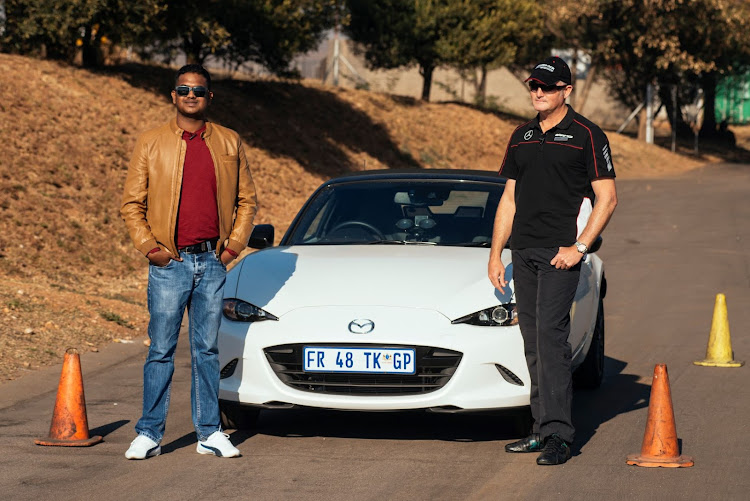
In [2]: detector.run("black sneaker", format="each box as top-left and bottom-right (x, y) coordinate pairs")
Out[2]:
(504, 433), (543, 453)
(536, 434), (571, 465)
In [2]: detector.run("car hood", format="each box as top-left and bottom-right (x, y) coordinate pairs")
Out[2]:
(229, 245), (514, 320)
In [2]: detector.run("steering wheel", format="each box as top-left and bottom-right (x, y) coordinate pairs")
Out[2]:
(329, 221), (386, 240)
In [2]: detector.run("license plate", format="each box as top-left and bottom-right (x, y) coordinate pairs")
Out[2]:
(303, 347), (416, 374)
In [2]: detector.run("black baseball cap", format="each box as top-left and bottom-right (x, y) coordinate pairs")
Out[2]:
(525, 56), (572, 86)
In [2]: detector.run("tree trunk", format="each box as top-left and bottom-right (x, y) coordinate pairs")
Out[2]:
(700, 72), (718, 137)
(420, 63), (434, 102)
(569, 50), (577, 108)
(660, 89), (693, 138)
(637, 106), (647, 141)
(476, 66), (488, 106)
(81, 25), (98, 68)
(185, 49), (202, 65)
(183, 34), (204, 65)
(577, 60), (598, 114)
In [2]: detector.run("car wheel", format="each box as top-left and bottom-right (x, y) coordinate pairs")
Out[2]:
(573, 296), (605, 389)
(219, 401), (260, 430)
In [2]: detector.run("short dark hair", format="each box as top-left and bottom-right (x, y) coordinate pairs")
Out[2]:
(175, 64), (211, 90)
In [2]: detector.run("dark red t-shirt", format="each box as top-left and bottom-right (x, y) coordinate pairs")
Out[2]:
(176, 126), (220, 248)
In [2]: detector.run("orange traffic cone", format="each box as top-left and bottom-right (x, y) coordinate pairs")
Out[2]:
(626, 364), (693, 467)
(35, 348), (102, 447)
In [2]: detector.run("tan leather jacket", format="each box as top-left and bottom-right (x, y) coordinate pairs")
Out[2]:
(121, 119), (257, 258)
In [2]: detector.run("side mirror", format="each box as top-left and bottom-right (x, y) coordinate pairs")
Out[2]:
(248, 224), (274, 249)
(588, 236), (603, 253)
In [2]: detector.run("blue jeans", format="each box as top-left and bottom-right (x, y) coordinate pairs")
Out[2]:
(136, 249), (226, 443)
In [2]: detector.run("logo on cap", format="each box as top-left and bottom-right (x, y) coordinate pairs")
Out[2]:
(535, 63), (555, 72)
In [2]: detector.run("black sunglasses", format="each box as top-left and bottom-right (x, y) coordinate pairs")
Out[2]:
(528, 82), (568, 93)
(174, 85), (209, 97)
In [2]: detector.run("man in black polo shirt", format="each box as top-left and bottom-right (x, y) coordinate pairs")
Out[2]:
(488, 56), (618, 465)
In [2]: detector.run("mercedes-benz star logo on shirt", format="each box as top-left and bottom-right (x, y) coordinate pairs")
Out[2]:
(524, 130), (534, 141)
(348, 319), (375, 334)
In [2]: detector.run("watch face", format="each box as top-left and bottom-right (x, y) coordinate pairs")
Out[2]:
(576, 243), (587, 253)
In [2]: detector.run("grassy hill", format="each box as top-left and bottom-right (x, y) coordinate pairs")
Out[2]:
(0, 53), (735, 381)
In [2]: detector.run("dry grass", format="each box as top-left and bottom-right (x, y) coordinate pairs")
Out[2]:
(1, 53), (744, 381)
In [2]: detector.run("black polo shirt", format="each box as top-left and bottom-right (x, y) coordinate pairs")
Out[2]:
(499, 105), (615, 250)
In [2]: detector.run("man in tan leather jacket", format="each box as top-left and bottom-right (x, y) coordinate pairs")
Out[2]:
(121, 64), (257, 460)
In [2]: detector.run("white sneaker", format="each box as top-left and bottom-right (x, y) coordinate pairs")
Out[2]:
(196, 431), (241, 458)
(125, 435), (161, 460)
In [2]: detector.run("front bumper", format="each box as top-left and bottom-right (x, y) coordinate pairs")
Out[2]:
(218, 306), (530, 411)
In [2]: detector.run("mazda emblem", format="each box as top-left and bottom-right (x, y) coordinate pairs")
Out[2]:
(348, 319), (375, 334)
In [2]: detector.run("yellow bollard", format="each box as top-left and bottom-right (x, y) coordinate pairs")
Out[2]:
(694, 293), (744, 368)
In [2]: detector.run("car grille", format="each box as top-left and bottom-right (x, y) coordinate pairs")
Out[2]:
(264, 344), (463, 396)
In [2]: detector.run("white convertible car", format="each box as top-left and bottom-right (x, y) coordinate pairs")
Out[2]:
(217, 170), (606, 429)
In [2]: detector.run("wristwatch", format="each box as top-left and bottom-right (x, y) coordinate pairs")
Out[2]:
(574, 241), (588, 254)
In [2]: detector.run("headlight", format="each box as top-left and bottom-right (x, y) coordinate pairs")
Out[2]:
(452, 304), (518, 327)
(222, 299), (278, 322)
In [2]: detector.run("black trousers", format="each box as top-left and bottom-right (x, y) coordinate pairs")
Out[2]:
(512, 247), (581, 444)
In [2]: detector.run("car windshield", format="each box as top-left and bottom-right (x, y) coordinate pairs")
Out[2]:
(285, 179), (504, 246)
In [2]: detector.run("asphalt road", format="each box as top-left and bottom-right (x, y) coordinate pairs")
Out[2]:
(1, 164), (749, 501)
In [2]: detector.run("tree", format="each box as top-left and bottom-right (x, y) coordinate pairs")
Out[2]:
(346, 0), (451, 101)
(2, 0), (337, 76)
(220, 0), (339, 76)
(677, 0), (750, 136)
(141, 0), (232, 65)
(1, 0), (164, 66)
(548, 0), (750, 139)
(541, 1), (605, 112)
(145, 0), (337, 75)
(436, 0), (543, 106)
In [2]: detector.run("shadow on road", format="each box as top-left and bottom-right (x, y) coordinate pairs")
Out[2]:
(572, 356), (650, 454)
(161, 432), (198, 454)
(89, 419), (129, 438)
(227, 428), (259, 447)
(160, 429), (260, 453)
(253, 408), (527, 442)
